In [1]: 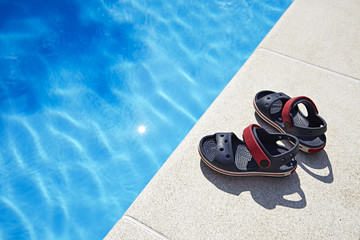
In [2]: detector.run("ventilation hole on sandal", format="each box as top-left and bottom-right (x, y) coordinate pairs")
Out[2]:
(220, 148), (224, 151)
(224, 140), (228, 143)
(267, 97), (271, 100)
(220, 134), (224, 137)
(226, 154), (230, 158)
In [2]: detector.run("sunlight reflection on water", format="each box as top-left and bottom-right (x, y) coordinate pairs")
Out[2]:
(0, 0), (292, 238)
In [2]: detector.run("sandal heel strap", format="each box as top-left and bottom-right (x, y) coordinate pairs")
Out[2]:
(282, 96), (327, 137)
(243, 124), (271, 169)
(243, 125), (299, 171)
(282, 96), (318, 129)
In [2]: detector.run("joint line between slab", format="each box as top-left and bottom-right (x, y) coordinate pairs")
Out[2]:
(122, 215), (170, 240)
(257, 48), (360, 83)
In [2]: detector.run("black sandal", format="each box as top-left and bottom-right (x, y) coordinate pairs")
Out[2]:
(198, 124), (299, 177)
(254, 90), (327, 153)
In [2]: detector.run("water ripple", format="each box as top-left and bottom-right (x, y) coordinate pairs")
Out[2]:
(0, 197), (35, 239)
(0, 0), (293, 238)
(157, 90), (197, 123)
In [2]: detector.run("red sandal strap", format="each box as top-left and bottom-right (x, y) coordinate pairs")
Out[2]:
(282, 96), (318, 129)
(243, 124), (271, 169)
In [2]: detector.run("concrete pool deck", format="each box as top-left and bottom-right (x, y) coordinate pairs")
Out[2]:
(105, 0), (360, 239)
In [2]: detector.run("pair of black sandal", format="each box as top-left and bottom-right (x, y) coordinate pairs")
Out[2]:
(198, 90), (327, 177)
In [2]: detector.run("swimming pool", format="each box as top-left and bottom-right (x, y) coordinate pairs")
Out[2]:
(0, 0), (292, 239)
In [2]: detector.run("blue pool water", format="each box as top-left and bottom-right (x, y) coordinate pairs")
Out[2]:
(0, 0), (292, 239)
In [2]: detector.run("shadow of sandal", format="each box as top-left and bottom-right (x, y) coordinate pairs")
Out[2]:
(296, 151), (333, 183)
(200, 161), (306, 210)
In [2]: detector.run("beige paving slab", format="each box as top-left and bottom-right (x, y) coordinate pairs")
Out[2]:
(259, 0), (360, 79)
(105, 216), (167, 240)
(108, 49), (360, 240)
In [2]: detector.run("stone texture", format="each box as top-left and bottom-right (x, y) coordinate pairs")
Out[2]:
(104, 216), (167, 240)
(259, 0), (360, 79)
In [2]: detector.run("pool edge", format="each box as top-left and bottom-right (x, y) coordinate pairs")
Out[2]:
(105, 0), (360, 238)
